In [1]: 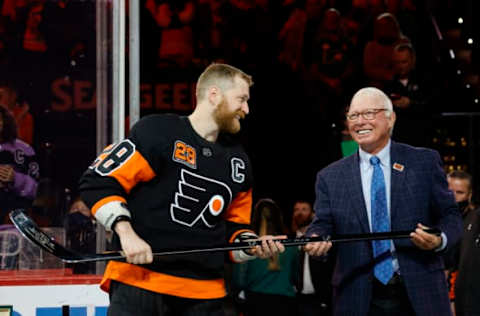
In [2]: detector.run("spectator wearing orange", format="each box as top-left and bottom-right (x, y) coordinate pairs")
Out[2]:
(145, 0), (196, 68)
(0, 82), (34, 145)
(362, 13), (410, 89)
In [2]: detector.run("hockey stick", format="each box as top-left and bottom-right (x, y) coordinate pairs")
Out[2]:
(10, 209), (441, 263)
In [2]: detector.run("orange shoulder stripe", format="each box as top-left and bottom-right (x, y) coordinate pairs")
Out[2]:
(109, 151), (156, 194)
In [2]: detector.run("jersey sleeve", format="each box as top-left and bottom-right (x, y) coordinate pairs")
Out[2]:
(222, 153), (256, 262)
(224, 188), (254, 237)
(78, 115), (169, 229)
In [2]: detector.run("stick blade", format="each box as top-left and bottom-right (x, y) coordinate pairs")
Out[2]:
(9, 209), (85, 263)
(9, 209), (125, 263)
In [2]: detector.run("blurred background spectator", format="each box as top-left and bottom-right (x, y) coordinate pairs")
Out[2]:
(0, 81), (34, 144)
(444, 171), (480, 316)
(363, 12), (410, 88)
(0, 106), (39, 224)
(232, 198), (298, 316)
(64, 196), (96, 274)
(292, 199), (333, 316)
(384, 42), (436, 147)
(145, 0), (196, 68)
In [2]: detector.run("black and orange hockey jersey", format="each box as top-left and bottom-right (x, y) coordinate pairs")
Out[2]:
(79, 114), (254, 299)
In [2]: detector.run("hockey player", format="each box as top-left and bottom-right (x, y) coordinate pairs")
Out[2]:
(79, 63), (285, 315)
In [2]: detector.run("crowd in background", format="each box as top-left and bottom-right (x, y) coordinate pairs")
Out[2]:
(0, 0), (479, 315)
(0, 0), (466, 225)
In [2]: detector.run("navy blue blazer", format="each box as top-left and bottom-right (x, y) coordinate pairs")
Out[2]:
(307, 141), (462, 316)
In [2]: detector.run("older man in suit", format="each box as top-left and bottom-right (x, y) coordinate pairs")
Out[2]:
(305, 87), (462, 316)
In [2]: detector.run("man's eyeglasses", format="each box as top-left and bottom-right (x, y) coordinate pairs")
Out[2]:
(346, 108), (388, 121)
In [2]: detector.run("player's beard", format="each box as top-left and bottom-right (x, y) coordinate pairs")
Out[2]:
(214, 99), (243, 134)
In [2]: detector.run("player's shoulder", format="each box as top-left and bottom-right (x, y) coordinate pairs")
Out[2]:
(129, 113), (185, 145)
(218, 132), (242, 147)
(131, 113), (182, 132)
(217, 133), (249, 158)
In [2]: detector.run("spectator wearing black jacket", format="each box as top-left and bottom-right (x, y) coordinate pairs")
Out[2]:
(384, 42), (434, 147)
(292, 200), (333, 316)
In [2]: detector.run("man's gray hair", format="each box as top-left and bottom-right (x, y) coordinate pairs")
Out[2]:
(351, 87), (393, 117)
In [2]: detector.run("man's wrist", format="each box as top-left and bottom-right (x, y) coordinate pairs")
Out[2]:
(231, 231), (258, 262)
(434, 232), (447, 252)
(111, 215), (132, 232)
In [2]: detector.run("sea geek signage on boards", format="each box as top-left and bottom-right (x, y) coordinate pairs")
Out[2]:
(50, 78), (197, 112)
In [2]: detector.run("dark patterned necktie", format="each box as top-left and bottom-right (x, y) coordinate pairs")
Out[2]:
(370, 156), (393, 284)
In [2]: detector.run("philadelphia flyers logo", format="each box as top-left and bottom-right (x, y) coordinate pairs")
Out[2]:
(170, 169), (232, 228)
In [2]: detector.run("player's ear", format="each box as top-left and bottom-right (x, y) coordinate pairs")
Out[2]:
(207, 86), (222, 107)
(388, 110), (396, 129)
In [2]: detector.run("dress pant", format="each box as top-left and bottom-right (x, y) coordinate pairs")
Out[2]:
(367, 273), (416, 316)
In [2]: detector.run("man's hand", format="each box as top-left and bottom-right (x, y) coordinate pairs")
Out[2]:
(304, 234), (332, 256)
(410, 223), (442, 250)
(249, 235), (286, 259)
(0, 165), (14, 183)
(115, 221), (153, 264)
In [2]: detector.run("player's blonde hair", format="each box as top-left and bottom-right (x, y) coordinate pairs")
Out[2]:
(196, 63), (253, 102)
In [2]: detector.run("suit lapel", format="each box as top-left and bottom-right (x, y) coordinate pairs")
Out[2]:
(348, 152), (370, 233)
(390, 142), (406, 226)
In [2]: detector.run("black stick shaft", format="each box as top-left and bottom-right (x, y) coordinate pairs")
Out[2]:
(150, 228), (439, 256)
(74, 228), (440, 262)
(9, 209), (440, 263)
